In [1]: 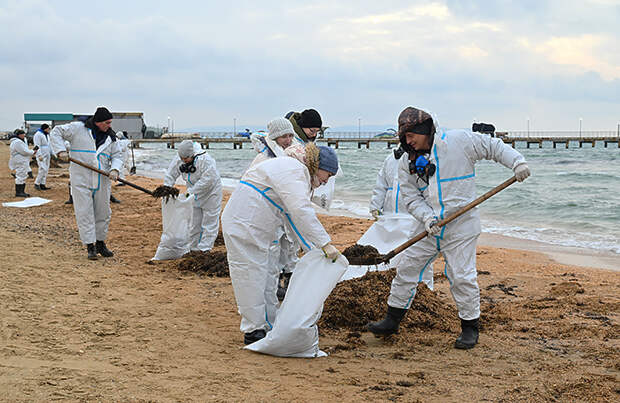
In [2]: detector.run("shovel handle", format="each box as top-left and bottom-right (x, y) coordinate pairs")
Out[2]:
(68, 157), (154, 195)
(382, 176), (518, 263)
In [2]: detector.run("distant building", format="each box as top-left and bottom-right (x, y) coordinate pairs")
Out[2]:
(23, 112), (148, 141)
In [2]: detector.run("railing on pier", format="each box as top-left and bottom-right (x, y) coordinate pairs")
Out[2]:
(131, 130), (620, 149)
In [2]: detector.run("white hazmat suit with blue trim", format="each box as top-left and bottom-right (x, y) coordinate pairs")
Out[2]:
(164, 140), (223, 252)
(33, 128), (51, 188)
(389, 108), (528, 321)
(49, 120), (123, 245)
(222, 151), (333, 337)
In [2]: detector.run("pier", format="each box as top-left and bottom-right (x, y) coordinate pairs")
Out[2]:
(131, 130), (620, 150)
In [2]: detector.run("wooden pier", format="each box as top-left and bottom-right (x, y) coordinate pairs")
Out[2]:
(131, 133), (620, 150)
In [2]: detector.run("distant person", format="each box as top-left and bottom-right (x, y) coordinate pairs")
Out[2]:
(368, 106), (530, 350)
(163, 140), (223, 252)
(286, 109), (322, 143)
(9, 129), (37, 198)
(33, 123), (52, 190)
(50, 107), (123, 260)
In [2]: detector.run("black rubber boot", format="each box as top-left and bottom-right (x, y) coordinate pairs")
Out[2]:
(96, 240), (114, 257)
(87, 243), (98, 260)
(454, 318), (479, 350)
(368, 305), (408, 336)
(276, 272), (292, 302)
(65, 194), (73, 205)
(110, 194), (121, 204)
(15, 184), (30, 198)
(28, 171), (34, 179)
(40, 184), (51, 190)
(34, 184), (41, 191)
(244, 329), (266, 345)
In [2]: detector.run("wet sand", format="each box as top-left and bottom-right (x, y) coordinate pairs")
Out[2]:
(1, 144), (618, 402)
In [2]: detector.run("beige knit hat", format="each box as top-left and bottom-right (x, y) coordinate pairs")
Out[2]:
(267, 117), (295, 140)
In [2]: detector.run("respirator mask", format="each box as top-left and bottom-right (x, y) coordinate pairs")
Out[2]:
(409, 154), (436, 184)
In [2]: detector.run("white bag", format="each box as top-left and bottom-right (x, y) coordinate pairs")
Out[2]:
(311, 176), (336, 211)
(351, 213), (433, 289)
(245, 248), (349, 358)
(152, 194), (193, 260)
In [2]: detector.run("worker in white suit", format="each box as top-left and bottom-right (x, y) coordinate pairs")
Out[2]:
(9, 129), (37, 197)
(222, 142), (341, 345)
(368, 106), (530, 350)
(164, 140), (223, 252)
(33, 123), (52, 190)
(50, 107), (123, 260)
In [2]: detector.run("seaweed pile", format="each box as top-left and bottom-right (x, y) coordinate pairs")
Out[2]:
(152, 185), (180, 202)
(174, 250), (229, 277)
(342, 244), (383, 265)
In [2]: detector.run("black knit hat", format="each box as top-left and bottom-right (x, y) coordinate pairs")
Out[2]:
(13, 129), (25, 136)
(299, 109), (322, 128)
(40, 123), (50, 130)
(93, 107), (113, 123)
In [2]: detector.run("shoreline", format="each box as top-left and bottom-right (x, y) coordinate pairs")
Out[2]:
(132, 168), (619, 272)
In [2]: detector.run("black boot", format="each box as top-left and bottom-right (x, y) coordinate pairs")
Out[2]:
(40, 184), (51, 190)
(368, 305), (408, 336)
(244, 329), (266, 345)
(15, 184), (30, 198)
(276, 272), (292, 302)
(34, 184), (41, 191)
(87, 243), (98, 260)
(110, 194), (121, 204)
(96, 240), (114, 257)
(65, 194), (73, 205)
(27, 171), (34, 179)
(454, 318), (479, 350)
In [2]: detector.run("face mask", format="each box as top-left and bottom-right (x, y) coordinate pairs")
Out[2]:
(179, 157), (197, 173)
(409, 154), (436, 184)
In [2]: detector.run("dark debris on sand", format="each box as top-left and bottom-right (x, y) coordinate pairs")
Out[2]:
(152, 185), (179, 202)
(174, 250), (229, 277)
(342, 244), (383, 266)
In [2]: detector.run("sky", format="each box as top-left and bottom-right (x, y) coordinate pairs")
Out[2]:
(1, 0), (619, 132)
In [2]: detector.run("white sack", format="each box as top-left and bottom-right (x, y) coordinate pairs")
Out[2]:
(2, 197), (52, 208)
(152, 194), (193, 260)
(311, 176), (336, 211)
(245, 248), (349, 358)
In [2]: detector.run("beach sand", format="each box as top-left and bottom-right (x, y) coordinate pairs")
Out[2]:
(1, 144), (618, 402)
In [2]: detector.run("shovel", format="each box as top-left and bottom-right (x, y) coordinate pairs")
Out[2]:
(68, 157), (154, 196)
(377, 176), (518, 264)
(129, 141), (137, 175)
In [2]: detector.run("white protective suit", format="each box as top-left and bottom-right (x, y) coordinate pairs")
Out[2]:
(367, 151), (434, 288)
(164, 152), (222, 252)
(222, 157), (331, 333)
(115, 133), (132, 180)
(33, 129), (51, 186)
(9, 137), (35, 185)
(389, 120), (526, 320)
(49, 121), (123, 244)
(249, 133), (300, 275)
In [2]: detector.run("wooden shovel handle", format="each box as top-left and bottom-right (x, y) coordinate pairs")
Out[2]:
(382, 176), (518, 263)
(68, 157), (154, 195)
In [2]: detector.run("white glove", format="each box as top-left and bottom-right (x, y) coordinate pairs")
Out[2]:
(514, 163), (530, 182)
(57, 151), (69, 162)
(108, 169), (119, 181)
(322, 243), (341, 263)
(370, 210), (381, 221)
(424, 217), (441, 237)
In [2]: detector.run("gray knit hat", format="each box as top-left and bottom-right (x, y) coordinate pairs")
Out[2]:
(178, 140), (195, 158)
(267, 117), (295, 140)
(318, 146), (338, 175)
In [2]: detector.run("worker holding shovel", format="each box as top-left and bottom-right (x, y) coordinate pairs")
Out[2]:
(368, 106), (531, 350)
(50, 107), (123, 260)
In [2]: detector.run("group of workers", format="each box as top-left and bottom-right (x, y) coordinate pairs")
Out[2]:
(8, 105), (530, 350)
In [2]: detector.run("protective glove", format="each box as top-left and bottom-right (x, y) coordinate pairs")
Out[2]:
(57, 151), (69, 163)
(370, 210), (381, 221)
(108, 169), (119, 182)
(424, 217), (441, 237)
(322, 243), (341, 263)
(514, 163), (531, 182)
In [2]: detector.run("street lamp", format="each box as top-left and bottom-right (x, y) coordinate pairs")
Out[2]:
(358, 118), (361, 139)
(233, 118), (236, 137)
(527, 117), (530, 138)
(579, 118), (583, 139)
(167, 116), (171, 135)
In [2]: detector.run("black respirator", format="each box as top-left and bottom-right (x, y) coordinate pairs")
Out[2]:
(409, 154), (436, 184)
(179, 157), (197, 173)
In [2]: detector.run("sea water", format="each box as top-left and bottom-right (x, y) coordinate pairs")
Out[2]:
(131, 140), (620, 256)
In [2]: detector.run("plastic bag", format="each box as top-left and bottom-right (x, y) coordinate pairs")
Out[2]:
(311, 176), (336, 211)
(152, 194), (193, 260)
(245, 248), (349, 358)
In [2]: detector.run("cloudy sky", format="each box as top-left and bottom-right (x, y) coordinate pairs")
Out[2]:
(1, 0), (619, 131)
